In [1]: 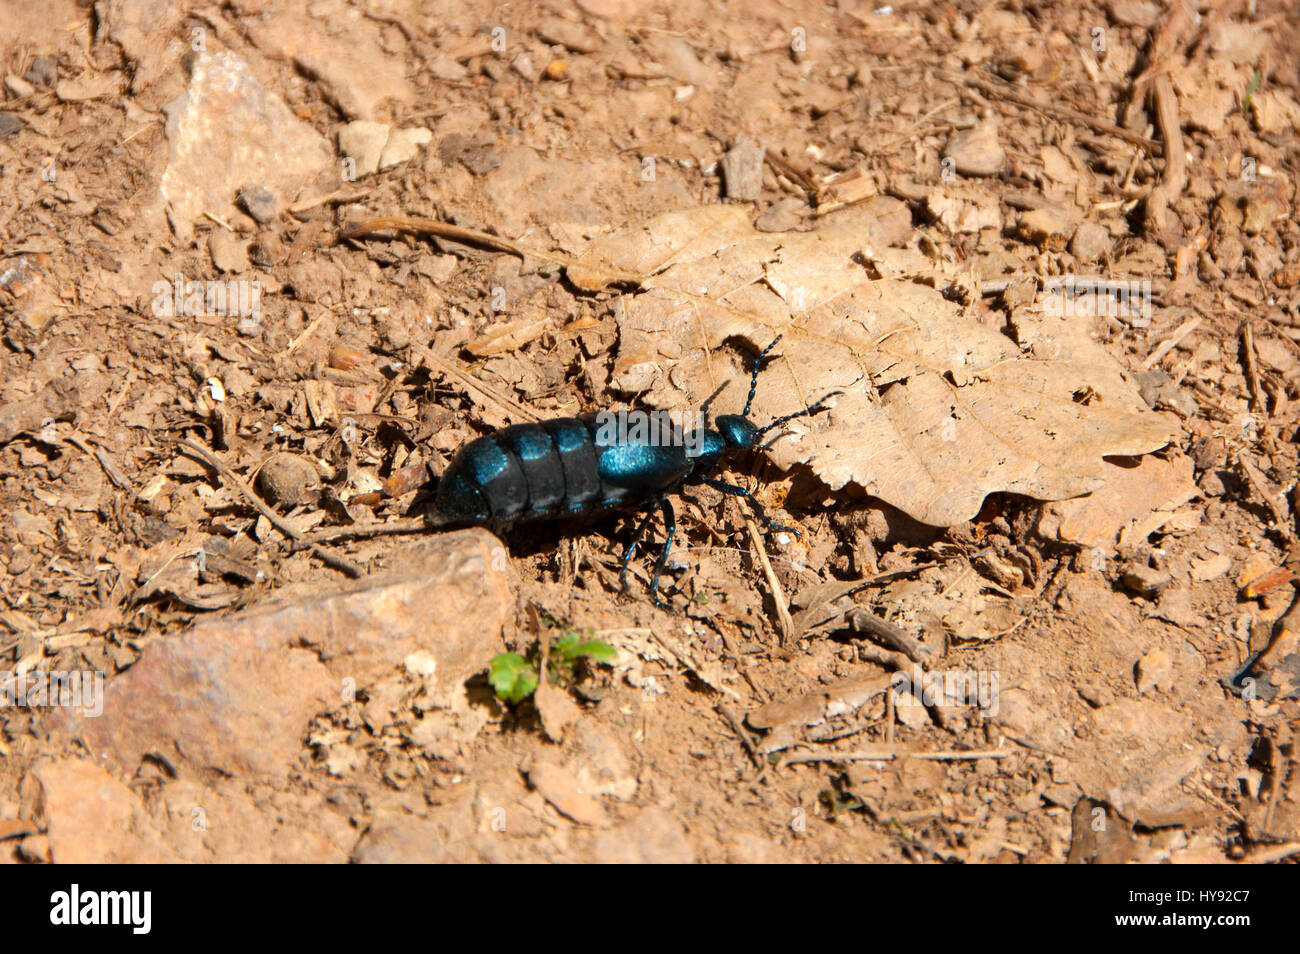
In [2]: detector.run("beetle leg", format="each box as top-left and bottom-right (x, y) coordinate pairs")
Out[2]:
(648, 498), (676, 607)
(704, 478), (800, 537)
(619, 506), (658, 593)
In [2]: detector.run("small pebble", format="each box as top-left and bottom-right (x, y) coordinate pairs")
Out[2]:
(720, 137), (765, 201)
(255, 453), (320, 508)
(238, 184), (278, 224)
(1069, 222), (1111, 262)
(942, 120), (1004, 176)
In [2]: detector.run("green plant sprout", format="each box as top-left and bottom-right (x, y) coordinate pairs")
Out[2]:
(1243, 68), (1261, 112)
(488, 626), (615, 704)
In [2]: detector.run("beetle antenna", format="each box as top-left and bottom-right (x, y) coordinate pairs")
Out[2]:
(757, 390), (843, 437)
(743, 336), (782, 418)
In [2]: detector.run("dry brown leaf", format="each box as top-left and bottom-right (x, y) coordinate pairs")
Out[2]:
(568, 203), (1175, 525)
(1038, 454), (1198, 548)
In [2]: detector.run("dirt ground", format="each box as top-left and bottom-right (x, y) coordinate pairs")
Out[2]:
(0, 0), (1298, 864)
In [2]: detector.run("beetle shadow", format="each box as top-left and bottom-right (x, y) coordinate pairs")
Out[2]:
(699, 381), (727, 425)
(410, 476), (639, 572)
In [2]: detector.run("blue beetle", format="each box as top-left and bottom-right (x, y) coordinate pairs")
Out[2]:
(430, 337), (840, 604)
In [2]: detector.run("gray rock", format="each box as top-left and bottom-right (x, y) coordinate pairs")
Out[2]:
(24, 56), (56, 87)
(237, 184), (278, 224)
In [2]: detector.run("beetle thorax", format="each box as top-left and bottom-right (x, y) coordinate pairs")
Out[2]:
(685, 415), (759, 480)
(715, 414), (760, 451)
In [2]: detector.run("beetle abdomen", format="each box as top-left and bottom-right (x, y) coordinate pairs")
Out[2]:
(543, 418), (601, 513)
(433, 415), (692, 527)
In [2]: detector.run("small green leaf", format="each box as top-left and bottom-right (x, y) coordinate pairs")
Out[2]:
(488, 652), (538, 703)
(551, 631), (582, 655)
(562, 639), (616, 663)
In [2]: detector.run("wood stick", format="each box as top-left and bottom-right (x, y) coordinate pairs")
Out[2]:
(412, 344), (540, 423)
(338, 215), (643, 286)
(717, 702), (764, 770)
(745, 517), (793, 645)
(848, 606), (934, 662)
(1143, 72), (1187, 240)
(299, 517), (428, 544)
(1240, 320), (1267, 417)
(783, 746), (1013, 766)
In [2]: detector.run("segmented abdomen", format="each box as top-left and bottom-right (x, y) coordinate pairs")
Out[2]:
(433, 415), (691, 527)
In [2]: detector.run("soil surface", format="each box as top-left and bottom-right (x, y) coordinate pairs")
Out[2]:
(0, 0), (1298, 863)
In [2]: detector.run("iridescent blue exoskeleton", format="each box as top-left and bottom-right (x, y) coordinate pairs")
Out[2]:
(430, 337), (840, 605)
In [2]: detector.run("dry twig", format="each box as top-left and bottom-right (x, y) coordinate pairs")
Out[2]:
(783, 746), (1013, 766)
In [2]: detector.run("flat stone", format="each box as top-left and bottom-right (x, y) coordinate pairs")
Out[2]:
(102, 0), (186, 91)
(237, 184), (278, 224)
(755, 197), (806, 232)
(926, 186), (1002, 233)
(54, 632), (332, 780)
(1039, 455), (1197, 549)
(160, 51), (332, 242)
(49, 530), (513, 780)
(576, 0), (640, 17)
(24, 57), (56, 88)
(245, 2), (415, 120)
(156, 779), (351, 862)
(538, 17), (603, 54)
(55, 72), (124, 102)
(1017, 205), (1073, 248)
(351, 813), (459, 863)
(1069, 222), (1111, 262)
(1122, 564), (1174, 599)
(1065, 698), (1244, 825)
(528, 760), (610, 827)
(1135, 647), (1174, 694)
(592, 807), (694, 863)
(427, 55), (468, 81)
(569, 722), (637, 800)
